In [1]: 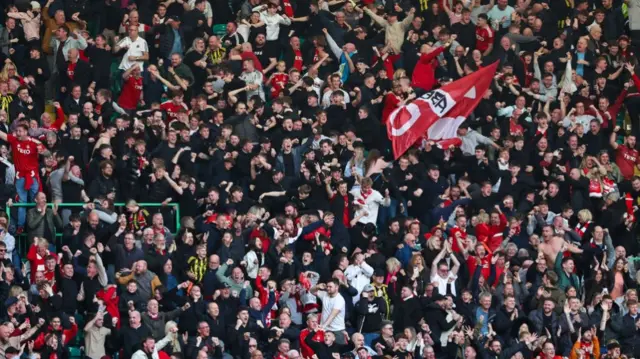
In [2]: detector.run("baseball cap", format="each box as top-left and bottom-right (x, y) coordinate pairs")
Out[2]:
(363, 284), (375, 292)
(4, 297), (18, 307)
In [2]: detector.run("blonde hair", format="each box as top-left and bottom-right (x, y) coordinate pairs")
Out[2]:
(165, 321), (180, 351)
(0, 62), (17, 82)
(577, 209), (592, 223)
(386, 257), (401, 273)
(9, 286), (24, 298)
(477, 212), (490, 224)
(393, 69), (406, 80)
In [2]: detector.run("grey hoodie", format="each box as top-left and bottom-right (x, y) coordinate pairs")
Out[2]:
(629, 0), (640, 30)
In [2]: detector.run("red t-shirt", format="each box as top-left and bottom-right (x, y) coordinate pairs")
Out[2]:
(615, 145), (639, 180)
(475, 26), (494, 52)
(160, 101), (189, 123)
(118, 76), (143, 110)
(7, 135), (39, 174)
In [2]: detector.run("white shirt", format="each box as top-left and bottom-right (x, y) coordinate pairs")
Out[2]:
(243, 250), (263, 279)
(349, 188), (390, 226)
(316, 290), (346, 331)
(321, 89), (351, 108)
(118, 36), (149, 71)
(344, 262), (374, 303)
(239, 70), (265, 101)
(130, 335), (172, 359)
(562, 114), (598, 129)
(257, 10), (291, 40)
(430, 272), (457, 297)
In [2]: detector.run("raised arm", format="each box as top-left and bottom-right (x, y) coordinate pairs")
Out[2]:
(610, 126), (620, 150)
(431, 247), (447, 276)
(322, 28), (343, 59)
(362, 7), (389, 27)
(163, 172), (183, 195)
(450, 250), (461, 275)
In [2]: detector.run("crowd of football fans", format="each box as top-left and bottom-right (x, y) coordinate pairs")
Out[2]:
(1, 0), (640, 358)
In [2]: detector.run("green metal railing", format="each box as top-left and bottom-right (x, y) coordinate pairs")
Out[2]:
(8, 202), (181, 255)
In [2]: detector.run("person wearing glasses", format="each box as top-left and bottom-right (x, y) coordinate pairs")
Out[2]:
(0, 229), (15, 266)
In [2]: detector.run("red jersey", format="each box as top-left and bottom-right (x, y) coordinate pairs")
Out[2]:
(615, 145), (639, 180)
(67, 62), (77, 81)
(300, 329), (324, 359)
(466, 253), (492, 280)
(293, 49), (303, 71)
(475, 26), (494, 52)
(270, 73), (289, 98)
(26, 244), (49, 283)
(7, 135), (39, 175)
(475, 213), (507, 252)
(118, 76), (143, 110)
(412, 47), (445, 92)
(382, 93), (402, 125)
(449, 226), (468, 253)
(160, 100), (189, 123)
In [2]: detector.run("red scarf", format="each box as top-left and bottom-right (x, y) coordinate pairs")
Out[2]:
(625, 192), (636, 222)
(358, 188), (372, 206)
(385, 270), (398, 293)
(575, 221), (591, 238)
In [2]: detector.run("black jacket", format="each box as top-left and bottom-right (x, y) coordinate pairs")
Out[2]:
(393, 296), (424, 333)
(422, 302), (456, 349)
(8, 98), (38, 121)
(61, 59), (92, 91)
(157, 23), (186, 59)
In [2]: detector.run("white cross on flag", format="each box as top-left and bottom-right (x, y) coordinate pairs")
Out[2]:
(386, 61), (499, 159)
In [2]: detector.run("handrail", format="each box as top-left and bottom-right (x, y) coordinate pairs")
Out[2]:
(7, 202), (181, 255)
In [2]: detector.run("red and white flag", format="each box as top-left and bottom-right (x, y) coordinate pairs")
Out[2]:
(386, 61), (499, 159)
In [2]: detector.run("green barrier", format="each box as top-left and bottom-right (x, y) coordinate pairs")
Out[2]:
(8, 202), (181, 255)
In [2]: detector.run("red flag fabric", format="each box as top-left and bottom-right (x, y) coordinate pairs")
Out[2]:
(386, 61), (499, 159)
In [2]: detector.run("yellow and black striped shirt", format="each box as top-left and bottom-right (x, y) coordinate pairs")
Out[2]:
(207, 48), (227, 66)
(418, 0), (429, 12)
(0, 94), (13, 114)
(188, 256), (208, 283)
